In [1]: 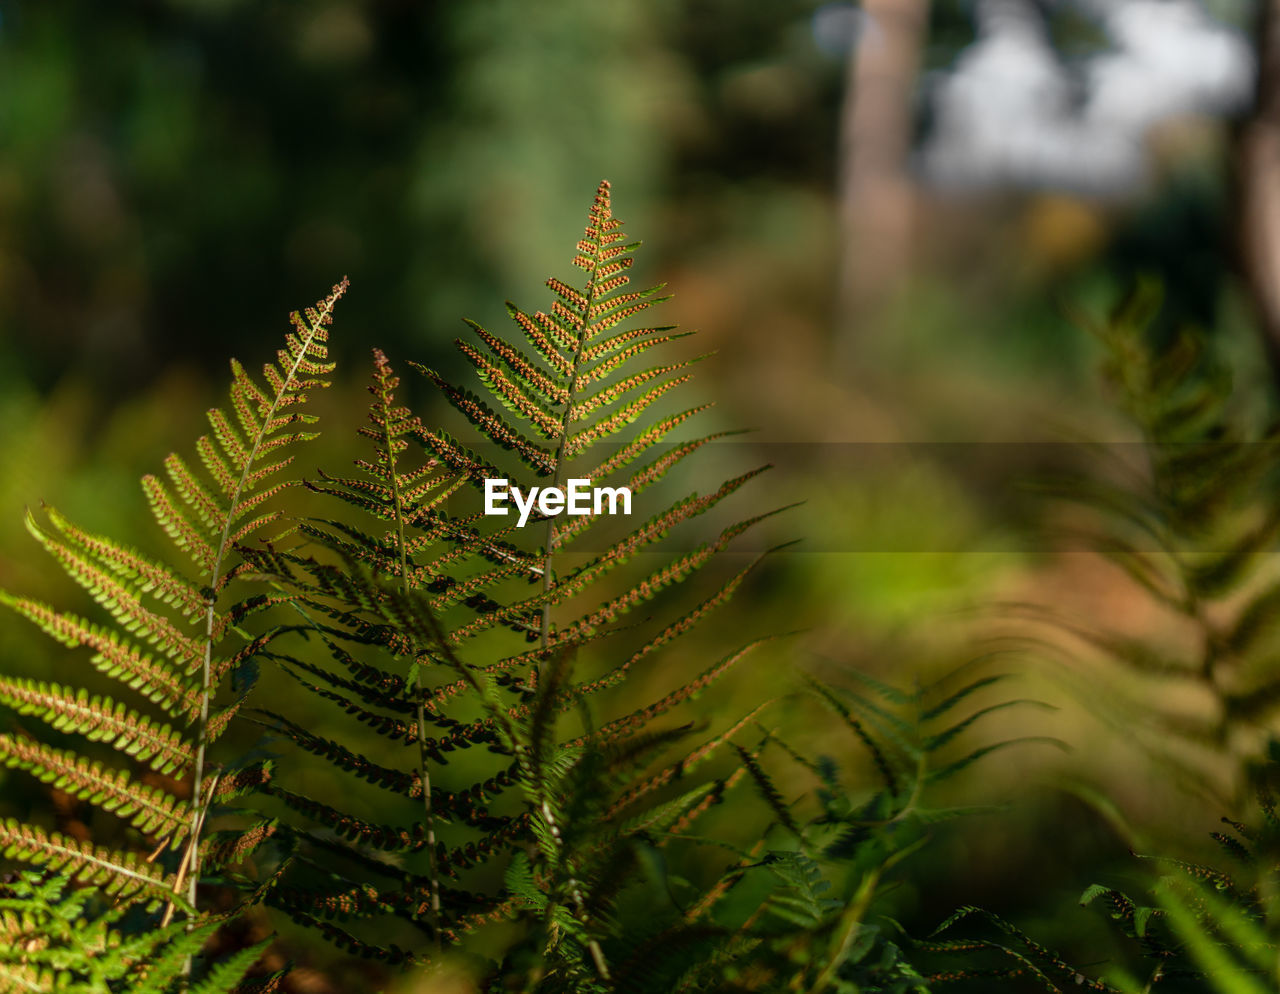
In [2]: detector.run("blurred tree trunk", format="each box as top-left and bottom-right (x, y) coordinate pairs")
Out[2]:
(1240, 0), (1280, 382)
(837, 0), (930, 336)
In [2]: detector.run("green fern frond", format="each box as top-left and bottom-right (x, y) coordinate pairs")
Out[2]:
(925, 906), (1116, 992)
(757, 851), (840, 929)
(732, 745), (800, 837)
(1038, 283), (1280, 804)
(0, 281), (348, 941)
(0, 872), (267, 993)
(0, 679), (192, 774)
(0, 593), (192, 717)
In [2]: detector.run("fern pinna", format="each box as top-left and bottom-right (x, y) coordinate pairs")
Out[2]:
(242, 181), (786, 983)
(0, 284), (345, 933)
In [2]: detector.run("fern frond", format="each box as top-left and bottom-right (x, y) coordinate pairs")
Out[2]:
(0, 872), (270, 993)
(1034, 283), (1280, 803)
(589, 637), (777, 746)
(186, 940), (272, 994)
(239, 185), (784, 983)
(0, 594), (192, 718)
(25, 510), (203, 671)
(0, 281), (348, 941)
(607, 705), (770, 820)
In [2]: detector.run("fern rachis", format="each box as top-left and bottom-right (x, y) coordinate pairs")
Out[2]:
(178, 282), (346, 916)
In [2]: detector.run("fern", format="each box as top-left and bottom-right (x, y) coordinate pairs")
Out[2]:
(921, 286), (1280, 992)
(1147, 878), (1278, 994)
(1, 184), (1043, 992)
(222, 188), (1047, 990)
(0, 871), (272, 993)
(926, 779), (1280, 993)
(231, 182), (787, 985)
(596, 662), (1048, 993)
(0, 281), (346, 925)
(1080, 763), (1280, 992)
(1033, 281), (1280, 806)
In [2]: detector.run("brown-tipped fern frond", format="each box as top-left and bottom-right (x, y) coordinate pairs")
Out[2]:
(0, 282), (347, 917)
(245, 184), (785, 981)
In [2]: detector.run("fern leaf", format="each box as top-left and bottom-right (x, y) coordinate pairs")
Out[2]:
(241, 185), (785, 982)
(0, 594), (192, 718)
(557, 429), (744, 547)
(805, 674), (899, 796)
(25, 511), (202, 670)
(413, 368), (555, 475)
(187, 940), (271, 994)
(591, 638), (777, 745)
(123, 921), (222, 993)
(924, 698), (1054, 751)
(926, 737), (1067, 785)
(608, 706), (770, 819)
(570, 354), (709, 421)
(563, 374), (698, 458)
(265, 905), (416, 965)
(0, 820), (179, 905)
(0, 735), (189, 842)
(569, 555), (772, 696)
(42, 505), (206, 622)
(732, 745), (800, 836)
(577, 326), (688, 377)
(143, 473), (219, 572)
(0, 280), (349, 932)
(0, 678), (191, 773)
(465, 319), (569, 404)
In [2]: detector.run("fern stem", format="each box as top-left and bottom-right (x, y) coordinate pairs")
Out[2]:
(177, 293), (340, 933)
(528, 229), (613, 983)
(380, 382), (444, 951)
(413, 674), (442, 949)
(811, 869), (880, 994)
(186, 597), (216, 912)
(538, 240), (603, 659)
(537, 800), (611, 983)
